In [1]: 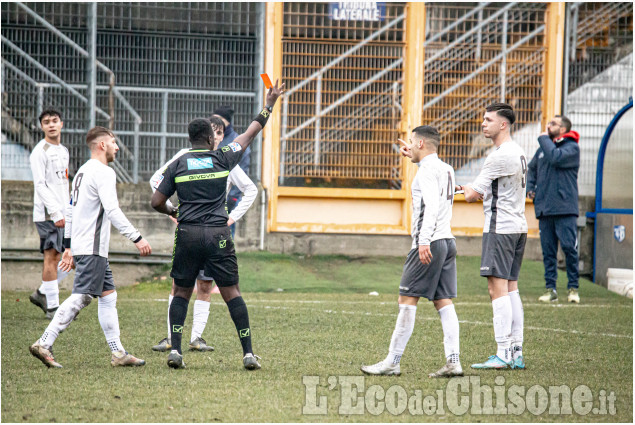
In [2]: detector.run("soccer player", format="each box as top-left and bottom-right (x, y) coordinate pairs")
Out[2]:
(29, 126), (152, 368)
(458, 103), (527, 370)
(150, 116), (258, 353)
(29, 108), (72, 318)
(151, 80), (284, 370)
(361, 126), (463, 377)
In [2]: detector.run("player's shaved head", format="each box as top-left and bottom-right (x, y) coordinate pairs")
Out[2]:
(86, 126), (115, 150)
(413, 125), (441, 150)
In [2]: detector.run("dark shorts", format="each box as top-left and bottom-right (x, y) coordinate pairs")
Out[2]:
(399, 239), (457, 301)
(171, 224), (238, 287)
(35, 221), (64, 254)
(71, 255), (115, 296)
(480, 232), (527, 281)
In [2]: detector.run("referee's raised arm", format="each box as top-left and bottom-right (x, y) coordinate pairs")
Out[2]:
(233, 79), (285, 151)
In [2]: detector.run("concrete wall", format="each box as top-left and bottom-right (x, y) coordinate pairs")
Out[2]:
(1, 180), (595, 290)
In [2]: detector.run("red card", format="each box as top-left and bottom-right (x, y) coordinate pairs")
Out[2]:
(260, 73), (272, 89)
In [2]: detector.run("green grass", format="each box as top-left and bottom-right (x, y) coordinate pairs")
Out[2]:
(2, 252), (632, 422)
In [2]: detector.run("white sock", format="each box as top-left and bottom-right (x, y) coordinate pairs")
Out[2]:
(39, 293), (92, 349)
(191, 300), (210, 343)
(492, 295), (512, 362)
(385, 304), (417, 365)
(57, 260), (71, 283)
(509, 290), (524, 359)
(166, 294), (174, 341)
(39, 280), (59, 310)
(98, 292), (125, 353)
(438, 304), (460, 363)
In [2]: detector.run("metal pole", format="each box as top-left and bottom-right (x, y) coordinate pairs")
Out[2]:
(133, 120), (140, 184)
(87, 3), (97, 129)
(254, 2), (265, 184)
(279, 97), (288, 185)
(37, 86), (44, 119)
(314, 74), (322, 167)
(161, 92), (168, 166)
(476, 8), (483, 62)
(500, 10), (508, 102)
(562, 3), (574, 116)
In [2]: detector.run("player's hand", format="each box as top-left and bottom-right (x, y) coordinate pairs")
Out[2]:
(168, 215), (178, 224)
(54, 218), (65, 228)
(59, 249), (74, 272)
(527, 191), (536, 200)
(227, 217), (235, 227)
(418, 245), (433, 265)
(398, 139), (412, 158)
(265, 79), (286, 108)
(135, 238), (152, 257)
(540, 131), (549, 137)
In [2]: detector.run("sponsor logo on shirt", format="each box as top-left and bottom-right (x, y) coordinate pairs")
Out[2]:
(480, 266), (490, 271)
(187, 157), (214, 170)
(228, 142), (242, 152)
(153, 174), (164, 189)
(399, 286), (410, 291)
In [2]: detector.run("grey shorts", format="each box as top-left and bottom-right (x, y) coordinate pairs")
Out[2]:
(480, 232), (527, 281)
(35, 221), (64, 254)
(399, 239), (457, 301)
(71, 255), (116, 296)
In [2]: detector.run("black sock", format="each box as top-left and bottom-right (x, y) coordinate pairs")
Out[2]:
(226, 296), (252, 355)
(169, 296), (189, 354)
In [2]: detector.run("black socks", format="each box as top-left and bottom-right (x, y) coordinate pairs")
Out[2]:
(226, 296), (252, 355)
(169, 296), (189, 354)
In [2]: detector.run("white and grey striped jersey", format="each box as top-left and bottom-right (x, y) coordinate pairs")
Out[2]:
(29, 139), (70, 222)
(470, 140), (528, 234)
(149, 148), (258, 223)
(65, 159), (141, 257)
(410, 153), (455, 249)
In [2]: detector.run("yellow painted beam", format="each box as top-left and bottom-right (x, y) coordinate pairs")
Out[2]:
(541, 2), (566, 129)
(276, 186), (407, 200)
(401, 2), (427, 235)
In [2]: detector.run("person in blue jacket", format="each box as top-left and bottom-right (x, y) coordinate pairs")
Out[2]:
(212, 106), (251, 238)
(527, 115), (581, 304)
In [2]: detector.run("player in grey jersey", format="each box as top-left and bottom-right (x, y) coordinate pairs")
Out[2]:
(459, 103), (527, 370)
(30, 126), (152, 368)
(29, 108), (72, 319)
(361, 126), (463, 378)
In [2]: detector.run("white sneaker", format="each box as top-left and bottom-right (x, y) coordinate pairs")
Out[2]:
(361, 361), (401, 376)
(429, 361), (463, 378)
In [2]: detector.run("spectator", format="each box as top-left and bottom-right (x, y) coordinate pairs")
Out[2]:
(527, 115), (581, 304)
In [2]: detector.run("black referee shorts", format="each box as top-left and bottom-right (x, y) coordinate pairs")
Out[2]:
(171, 224), (238, 287)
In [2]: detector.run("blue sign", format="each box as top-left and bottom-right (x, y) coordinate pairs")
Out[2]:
(614, 225), (626, 243)
(187, 157), (214, 170)
(329, 2), (385, 22)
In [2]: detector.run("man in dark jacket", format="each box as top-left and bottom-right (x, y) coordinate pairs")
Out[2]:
(213, 106), (251, 238)
(527, 115), (581, 304)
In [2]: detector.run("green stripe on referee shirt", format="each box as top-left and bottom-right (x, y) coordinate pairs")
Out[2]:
(175, 170), (230, 183)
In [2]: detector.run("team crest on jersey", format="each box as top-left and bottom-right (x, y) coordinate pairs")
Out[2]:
(227, 142), (242, 152)
(614, 225), (626, 243)
(187, 157), (214, 170)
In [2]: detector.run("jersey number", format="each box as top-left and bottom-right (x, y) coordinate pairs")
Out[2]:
(520, 156), (527, 188)
(72, 173), (84, 206)
(446, 171), (454, 204)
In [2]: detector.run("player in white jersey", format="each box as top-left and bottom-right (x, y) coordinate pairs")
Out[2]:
(28, 108), (72, 319)
(459, 103), (527, 369)
(150, 116), (258, 353)
(361, 126), (463, 378)
(30, 126), (152, 368)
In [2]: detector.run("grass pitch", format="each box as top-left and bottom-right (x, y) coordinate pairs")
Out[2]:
(2, 253), (632, 422)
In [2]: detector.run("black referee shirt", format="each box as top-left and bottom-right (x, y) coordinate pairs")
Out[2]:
(156, 143), (244, 226)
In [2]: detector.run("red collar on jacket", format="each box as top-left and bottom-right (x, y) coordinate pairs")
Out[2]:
(554, 130), (580, 143)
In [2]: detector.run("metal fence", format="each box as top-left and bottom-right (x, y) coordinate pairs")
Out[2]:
(280, 2), (406, 189)
(564, 2), (633, 197)
(1, 2), (262, 182)
(423, 2), (547, 181)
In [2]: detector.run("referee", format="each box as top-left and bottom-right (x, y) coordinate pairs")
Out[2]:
(151, 80), (284, 370)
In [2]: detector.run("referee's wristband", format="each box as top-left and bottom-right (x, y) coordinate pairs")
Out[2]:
(133, 235), (143, 243)
(63, 238), (71, 249)
(253, 107), (271, 127)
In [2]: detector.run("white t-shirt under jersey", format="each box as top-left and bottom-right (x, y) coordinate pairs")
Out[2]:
(411, 153), (455, 249)
(29, 139), (70, 222)
(470, 140), (528, 234)
(149, 148), (258, 223)
(65, 159), (141, 257)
